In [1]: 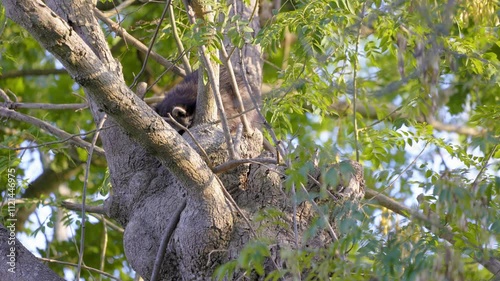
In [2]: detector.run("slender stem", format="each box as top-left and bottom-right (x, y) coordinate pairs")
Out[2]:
(219, 43), (251, 133)
(94, 8), (184, 77)
(352, 3), (366, 162)
(76, 115), (107, 280)
(150, 200), (187, 281)
(168, 3), (191, 73)
(130, 0), (174, 87)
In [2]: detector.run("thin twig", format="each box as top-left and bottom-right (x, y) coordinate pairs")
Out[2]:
(150, 200), (187, 281)
(212, 157), (278, 174)
(352, 3), (366, 162)
(60, 201), (106, 214)
(144, 47), (194, 93)
(5, 102), (86, 110)
(130, 0), (174, 87)
(471, 144), (498, 193)
(364, 188), (500, 276)
(362, 104), (405, 130)
(291, 183), (300, 249)
(199, 47), (237, 160)
(2, 127), (108, 153)
(299, 184), (338, 243)
(76, 115), (107, 280)
(0, 107), (105, 157)
(94, 8), (185, 77)
(239, 52), (286, 160)
(220, 40), (251, 133)
(38, 257), (119, 280)
(98, 215), (108, 281)
(0, 68), (67, 79)
(168, 3), (191, 74)
(366, 141), (429, 204)
(101, 0), (135, 17)
(335, 100), (485, 137)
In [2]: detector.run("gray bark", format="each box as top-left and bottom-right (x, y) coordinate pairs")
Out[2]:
(0, 224), (65, 281)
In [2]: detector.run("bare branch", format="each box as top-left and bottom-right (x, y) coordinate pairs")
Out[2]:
(3, 96), (164, 111)
(0, 107), (105, 157)
(199, 46), (237, 159)
(0, 89), (11, 102)
(100, 0), (135, 17)
(0, 68), (68, 80)
(168, 3), (191, 74)
(130, 0), (173, 87)
(38, 257), (120, 281)
(352, 3), (366, 162)
(77, 115), (106, 280)
(471, 144), (498, 193)
(60, 202), (124, 232)
(212, 157), (278, 174)
(60, 201), (105, 214)
(6, 102), (86, 110)
(240, 52), (286, 160)
(220, 43), (251, 133)
(93, 8), (185, 77)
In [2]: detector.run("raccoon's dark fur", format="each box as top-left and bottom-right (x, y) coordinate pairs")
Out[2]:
(155, 69), (260, 133)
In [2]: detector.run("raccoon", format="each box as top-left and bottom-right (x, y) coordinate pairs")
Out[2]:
(155, 69), (259, 134)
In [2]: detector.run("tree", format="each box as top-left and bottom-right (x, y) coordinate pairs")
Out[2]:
(0, 0), (499, 280)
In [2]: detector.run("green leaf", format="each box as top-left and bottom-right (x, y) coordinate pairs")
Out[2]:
(447, 89), (468, 115)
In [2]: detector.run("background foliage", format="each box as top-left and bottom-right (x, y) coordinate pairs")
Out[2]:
(1, 0), (499, 280)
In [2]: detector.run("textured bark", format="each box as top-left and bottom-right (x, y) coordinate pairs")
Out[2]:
(0, 224), (65, 281)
